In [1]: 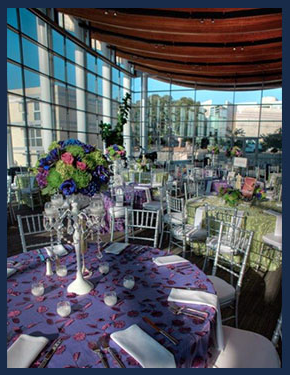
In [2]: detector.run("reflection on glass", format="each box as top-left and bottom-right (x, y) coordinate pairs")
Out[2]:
(66, 39), (77, 62)
(87, 73), (97, 94)
(67, 62), (76, 86)
(8, 95), (25, 126)
(52, 29), (64, 55)
(87, 53), (97, 73)
(7, 8), (18, 29)
(7, 30), (21, 62)
(22, 39), (49, 75)
(7, 63), (23, 93)
(20, 8), (37, 41)
(53, 55), (65, 81)
(24, 69), (40, 92)
(53, 81), (67, 106)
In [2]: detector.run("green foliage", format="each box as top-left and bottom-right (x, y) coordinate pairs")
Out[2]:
(219, 187), (243, 207)
(100, 92), (131, 146)
(83, 149), (108, 169)
(260, 128), (282, 150)
(55, 160), (74, 180)
(72, 169), (91, 188)
(65, 145), (85, 158)
(48, 141), (61, 151)
(46, 169), (63, 189)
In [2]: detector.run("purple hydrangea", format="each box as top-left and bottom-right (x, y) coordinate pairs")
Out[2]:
(79, 181), (98, 196)
(36, 169), (49, 188)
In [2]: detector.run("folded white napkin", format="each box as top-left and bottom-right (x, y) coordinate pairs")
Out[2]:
(111, 324), (176, 368)
(104, 242), (129, 255)
(7, 268), (17, 278)
(168, 289), (224, 351)
(152, 255), (189, 266)
(7, 334), (49, 368)
(194, 206), (205, 228)
(46, 245), (68, 257)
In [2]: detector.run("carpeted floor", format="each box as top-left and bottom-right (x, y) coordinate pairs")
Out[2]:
(7, 203), (282, 362)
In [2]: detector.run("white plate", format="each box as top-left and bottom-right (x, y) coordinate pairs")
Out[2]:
(104, 242), (129, 255)
(47, 244), (68, 257)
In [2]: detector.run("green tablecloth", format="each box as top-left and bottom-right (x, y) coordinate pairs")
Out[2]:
(186, 196), (282, 272)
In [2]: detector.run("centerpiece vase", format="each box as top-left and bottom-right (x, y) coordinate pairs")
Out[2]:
(67, 219), (94, 295)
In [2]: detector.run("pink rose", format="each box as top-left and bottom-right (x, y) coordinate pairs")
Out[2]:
(61, 152), (74, 165)
(76, 161), (86, 170)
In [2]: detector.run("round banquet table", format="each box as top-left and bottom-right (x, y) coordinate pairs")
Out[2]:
(7, 243), (217, 368)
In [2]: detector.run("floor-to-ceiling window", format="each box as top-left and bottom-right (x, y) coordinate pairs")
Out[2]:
(131, 76), (282, 166)
(7, 8), (132, 168)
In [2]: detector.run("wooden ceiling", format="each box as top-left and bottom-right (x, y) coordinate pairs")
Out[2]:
(57, 8), (282, 91)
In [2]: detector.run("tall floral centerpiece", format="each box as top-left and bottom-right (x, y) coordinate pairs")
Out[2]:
(105, 144), (126, 161)
(225, 146), (243, 158)
(35, 139), (111, 196)
(207, 145), (220, 166)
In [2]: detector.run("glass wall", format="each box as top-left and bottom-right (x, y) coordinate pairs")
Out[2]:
(131, 76), (282, 165)
(7, 8), (282, 168)
(7, 8), (131, 168)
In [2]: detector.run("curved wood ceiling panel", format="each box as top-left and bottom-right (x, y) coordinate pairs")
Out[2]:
(57, 7), (282, 90)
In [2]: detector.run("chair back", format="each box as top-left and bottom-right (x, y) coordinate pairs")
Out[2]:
(125, 208), (161, 248)
(206, 205), (243, 239)
(17, 214), (53, 252)
(184, 181), (197, 201)
(15, 173), (37, 190)
(271, 312), (282, 347)
(211, 220), (254, 290)
(166, 191), (184, 214)
(110, 185), (134, 208)
(151, 170), (168, 187)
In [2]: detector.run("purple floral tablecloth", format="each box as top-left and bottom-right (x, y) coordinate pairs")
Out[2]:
(7, 244), (216, 368)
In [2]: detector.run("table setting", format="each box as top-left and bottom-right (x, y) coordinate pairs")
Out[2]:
(7, 242), (221, 368)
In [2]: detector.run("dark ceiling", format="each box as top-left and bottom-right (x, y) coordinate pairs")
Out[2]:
(57, 8), (282, 91)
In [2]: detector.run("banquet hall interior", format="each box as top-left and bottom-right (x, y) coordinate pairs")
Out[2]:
(7, 8), (282, 368)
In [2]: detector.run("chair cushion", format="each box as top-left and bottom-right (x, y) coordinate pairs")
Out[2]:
(108, 206), (125, 219)
(207, 237), (232, 254)
(172, 225), (207, 241)
(143, 201), (164, 211)
(212, 325), (280, 368)
(164, 212), (184, 225)
(207, 275), (235, 305)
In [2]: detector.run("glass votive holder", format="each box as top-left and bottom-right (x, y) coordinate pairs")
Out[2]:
(56, 300), (71, 317)
(31, 281), (45, 297)
(56, 264), (68, 277)
(98, 262), (109, 275)
(123, 275), (135, 290)
(104, 291), (117, 306)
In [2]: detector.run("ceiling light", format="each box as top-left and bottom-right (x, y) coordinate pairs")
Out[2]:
(233, 47), (236, 51)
